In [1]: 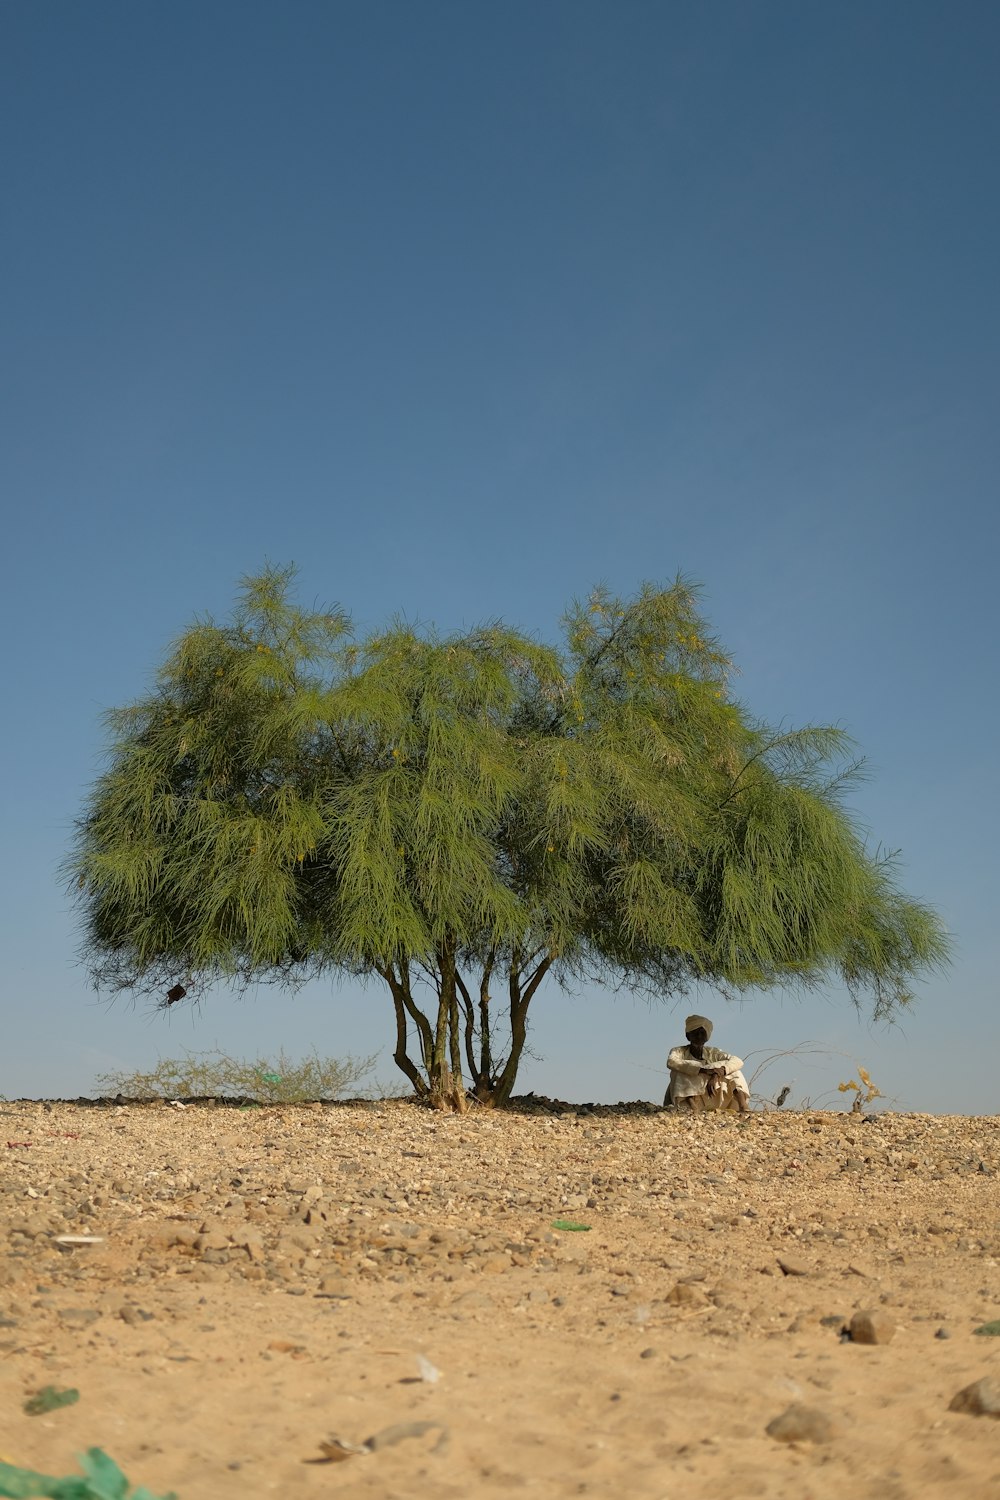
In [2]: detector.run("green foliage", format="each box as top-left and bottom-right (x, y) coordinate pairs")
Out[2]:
(92, 1048), (374, 1103)
(70, 567), (950, 1107)
(0, 1448), (175, 1500)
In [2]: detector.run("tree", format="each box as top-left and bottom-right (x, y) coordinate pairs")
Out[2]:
(70, 567), (949, 1108)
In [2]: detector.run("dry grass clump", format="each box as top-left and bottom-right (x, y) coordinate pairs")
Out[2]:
(93, 1046), (376, 1104)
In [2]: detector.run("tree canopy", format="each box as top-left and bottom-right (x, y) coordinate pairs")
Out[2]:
(70, 567), (949, 1108)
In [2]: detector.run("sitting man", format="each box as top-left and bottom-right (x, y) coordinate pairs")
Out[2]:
(664, 1014), (750, 1113)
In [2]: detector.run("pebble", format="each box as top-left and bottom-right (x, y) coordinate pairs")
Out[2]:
(766, 1404), (839, 1443)
(848, 1309), (895, 1345)
(316, 1276), (352, 1298)
(57, 1307), (101, 1326)
(665, 1282), (709, 1307)
(776, 1257), (811, 1277)
(948, 1378), (1000, 1418)
(118, 1305), (155, 1325)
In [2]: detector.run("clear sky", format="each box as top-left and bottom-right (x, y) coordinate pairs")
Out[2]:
(2, 1), (997, 1112)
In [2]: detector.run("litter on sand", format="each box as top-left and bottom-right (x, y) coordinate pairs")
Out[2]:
(0, 1447), (175, 1499)
(24, 1386), (79, 1416)
(415, 1354), (442, 1384)
(306, 1421), (449, 1464)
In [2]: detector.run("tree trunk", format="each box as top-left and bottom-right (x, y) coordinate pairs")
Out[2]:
(378, 947), (550, 1111)
(492, 953), (552, 1107)
(428, 938), (465, 1109)
(377, 963), (429, 1098)
(455, 971), (480, 1091)
(473, 957), (497, 1104)
(448, 986), (468, 1113)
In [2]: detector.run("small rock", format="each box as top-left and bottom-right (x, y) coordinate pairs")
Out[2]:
(57, 1307), (102, 1327)
(776, 1257), (811, 1277)
(316, 1276), (352, 1299)
(118, 1306), (155, 1325)
(948, 1378), (1000, 1418)
(448, 1290), (494, 1311)
(195, 1230), (230, 1253)
(13, 1214), (53, 1240)
(639, 1346), (658, 1359)
(766, 1404), (839, 1443)
(848, 1309), (895, 1345)
(935, 1327), (952, 1340)
(665, 1282), (709, 1307)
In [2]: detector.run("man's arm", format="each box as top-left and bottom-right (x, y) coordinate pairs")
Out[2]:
(667, 1046), (707, 1077)
(703, 1046), (744, 1076)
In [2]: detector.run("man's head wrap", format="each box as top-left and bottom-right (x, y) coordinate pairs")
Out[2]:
(685, 1014), (713, 1040)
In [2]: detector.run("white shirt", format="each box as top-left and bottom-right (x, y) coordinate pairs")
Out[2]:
(667, 1043), (749, 1104)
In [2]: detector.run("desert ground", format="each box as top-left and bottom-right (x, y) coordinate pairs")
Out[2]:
(1, 1097), (999, 1499)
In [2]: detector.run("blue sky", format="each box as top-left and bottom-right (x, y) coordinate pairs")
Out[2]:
(2, 1), (997, 1111)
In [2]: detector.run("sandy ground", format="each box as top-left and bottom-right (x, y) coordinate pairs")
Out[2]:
(1, 1098), (999, 1499)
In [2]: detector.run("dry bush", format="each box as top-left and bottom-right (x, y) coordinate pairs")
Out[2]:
(93, 1046), (376, 1104)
